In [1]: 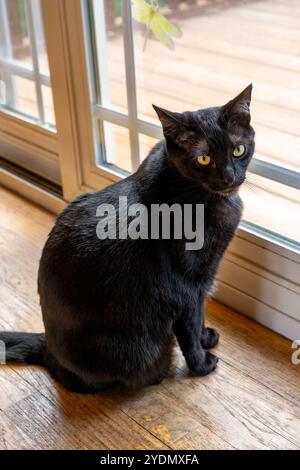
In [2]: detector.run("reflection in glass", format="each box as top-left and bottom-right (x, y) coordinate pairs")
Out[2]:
(99, 121), (132, 173)
(0, 0), (55, 127)
(91, 0), (127, 112)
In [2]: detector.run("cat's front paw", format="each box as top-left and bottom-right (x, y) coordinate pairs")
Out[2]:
(201, 327), (220, 350)
(188, 350), (219, 376)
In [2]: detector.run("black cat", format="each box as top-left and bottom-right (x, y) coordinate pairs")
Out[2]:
(0, 85), (255, 392)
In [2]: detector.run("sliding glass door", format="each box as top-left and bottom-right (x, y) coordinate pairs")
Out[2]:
(1, 0), (299, 246)
(0, 0), (58, 183)
(0, 0), (54, 126)
(84, 0), (300, 245)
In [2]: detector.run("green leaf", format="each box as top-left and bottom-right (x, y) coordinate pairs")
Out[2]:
(132, 0), (182, 50)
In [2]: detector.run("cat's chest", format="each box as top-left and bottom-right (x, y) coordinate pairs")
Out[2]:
(203, 194), (242, 253)
(205, 194), (242, 240)
(168, 194), (242, 280)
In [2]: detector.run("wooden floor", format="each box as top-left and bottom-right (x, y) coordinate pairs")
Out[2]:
(0, 185), (299, 450)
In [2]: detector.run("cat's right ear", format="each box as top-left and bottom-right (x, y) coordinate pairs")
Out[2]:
(152, 104), (194, 147)
(152, 104), (182, 140)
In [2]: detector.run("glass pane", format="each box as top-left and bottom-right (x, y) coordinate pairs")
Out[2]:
(0, 0), (55, 127)
(90, 0), (127, 112)
(139, 133), (158, 163)
(4, 0), (32, 68)
(132, 0), (300, 173)
(31, 0), (50, 75)
(13, 75), (38, 119)
(99, 121), (132, 173)
(42, 84), (55, 127)
(241, 173), (300, 244)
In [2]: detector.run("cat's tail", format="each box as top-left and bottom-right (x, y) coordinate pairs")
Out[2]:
(0, 332), (45, 365)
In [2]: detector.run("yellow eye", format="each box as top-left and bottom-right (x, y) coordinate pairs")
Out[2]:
(196, 155), (211, 166)
(233, 145), (245, 158)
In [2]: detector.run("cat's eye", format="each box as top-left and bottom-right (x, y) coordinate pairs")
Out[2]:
(233, 145), (246, 158)
(196, 155), (211, 166)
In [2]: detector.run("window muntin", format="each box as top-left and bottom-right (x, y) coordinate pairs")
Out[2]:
(0, 0), (54, 128)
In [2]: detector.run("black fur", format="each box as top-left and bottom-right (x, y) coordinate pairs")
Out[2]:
(0, 85), (255, 392)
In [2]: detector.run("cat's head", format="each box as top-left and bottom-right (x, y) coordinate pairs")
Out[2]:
(153, 84), (255, 195)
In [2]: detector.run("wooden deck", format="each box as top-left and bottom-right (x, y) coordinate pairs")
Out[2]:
(105, 0), (300, 173)
(0, 186), (300, 449)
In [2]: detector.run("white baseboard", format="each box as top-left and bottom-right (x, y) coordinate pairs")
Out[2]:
(216, 230), (300, 341)
(215, 280), (300, 341)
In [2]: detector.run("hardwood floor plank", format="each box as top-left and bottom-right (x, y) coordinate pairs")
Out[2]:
(112, 387), (234, 449)
(0, 389), (168, 450)
(172, 428), (235, 450)
(159, 366), (300, 450)
(206, 300), (300, 406)
(0, 367), (33, 412)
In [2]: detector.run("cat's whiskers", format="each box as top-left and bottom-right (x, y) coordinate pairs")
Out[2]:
(244, 179), (265, 200)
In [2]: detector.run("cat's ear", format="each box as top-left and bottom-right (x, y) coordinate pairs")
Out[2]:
(152, 105), (194, 144)
(222, 84), (252, 128)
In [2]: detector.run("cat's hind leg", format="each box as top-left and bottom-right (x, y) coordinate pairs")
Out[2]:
(122, 340), (173, 390)
(45, 352), (116, 393)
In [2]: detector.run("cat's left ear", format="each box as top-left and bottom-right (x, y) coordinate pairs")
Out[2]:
(222, 84), (252, 128)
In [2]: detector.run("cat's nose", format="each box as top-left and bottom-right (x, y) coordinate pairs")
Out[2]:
(223, 167), (235, 185)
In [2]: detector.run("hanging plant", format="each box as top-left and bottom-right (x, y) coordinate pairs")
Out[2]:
(132, 0), (182, 50)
